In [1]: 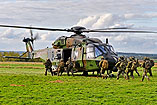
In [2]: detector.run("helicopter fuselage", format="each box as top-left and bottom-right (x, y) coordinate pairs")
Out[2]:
(34, 34), (118, 73)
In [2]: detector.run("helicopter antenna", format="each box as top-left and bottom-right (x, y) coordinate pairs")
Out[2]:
(106, 38), (108, 44)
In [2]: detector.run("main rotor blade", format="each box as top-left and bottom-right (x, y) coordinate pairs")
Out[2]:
(0, 24), (70, 32)
(92, 27), (130, 30)
(0, 24), (157, 34)
(83, 30), (157, 33)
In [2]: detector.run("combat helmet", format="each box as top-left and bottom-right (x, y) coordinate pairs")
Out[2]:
(129, 56), (133, 61)
(118, 57), (122, 61)
(144, 57), (149, 61)
(131, 56), (135, 60)
(101, 56), (104, 60)
(120, 56), (124, 60)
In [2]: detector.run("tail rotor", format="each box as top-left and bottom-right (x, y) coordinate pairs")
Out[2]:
(22, 29), (39, 58)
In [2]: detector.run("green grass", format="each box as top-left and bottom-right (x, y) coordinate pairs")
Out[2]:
(0, 63), (157, 105)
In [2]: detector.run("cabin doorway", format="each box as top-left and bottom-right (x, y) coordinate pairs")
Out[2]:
(63, 49), (72, 63)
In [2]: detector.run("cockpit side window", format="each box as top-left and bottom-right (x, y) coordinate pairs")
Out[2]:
(95, 47), (102, 57)
(98, 46), (107, 54)
(94, 45), (107, 58)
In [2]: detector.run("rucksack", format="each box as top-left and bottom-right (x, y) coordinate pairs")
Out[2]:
(150, 60), (154, 67)
(131, 61), (138, 70)
(119, 61), (126, 70)
(145, 60), (152, 69)
(102, 60), (108, 69)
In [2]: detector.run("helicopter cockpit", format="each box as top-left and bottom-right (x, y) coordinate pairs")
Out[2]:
(86, 43), (117, 60)
(86, 44), (107, 59)
(105, 44), (117, 55)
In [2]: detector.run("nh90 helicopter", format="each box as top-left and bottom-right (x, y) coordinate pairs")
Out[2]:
(0, 25), (156, 75)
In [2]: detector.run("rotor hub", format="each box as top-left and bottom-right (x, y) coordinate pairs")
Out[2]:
(71, 26), (86, 34)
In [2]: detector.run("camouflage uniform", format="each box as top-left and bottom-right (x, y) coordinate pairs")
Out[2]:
(57, 59), (65, 76)
(66, 57), (74, 76)
(99, 57), (109, 79)
(132, 57), (140, 76)
(126, 57), (134, 79)
(115, 56), (127, 80)
(141, 57), (154, 81)
(145, 57), (154, 76)
(43, 59), (53, 76)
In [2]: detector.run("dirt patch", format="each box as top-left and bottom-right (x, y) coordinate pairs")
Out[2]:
(49, 80), (64, 83)
(10, 84), (25, 86)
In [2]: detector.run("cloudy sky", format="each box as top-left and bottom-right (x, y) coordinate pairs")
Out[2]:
(0, 0), (157, 54)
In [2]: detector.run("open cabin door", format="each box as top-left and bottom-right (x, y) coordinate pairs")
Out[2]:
(63, 49), (72, 63)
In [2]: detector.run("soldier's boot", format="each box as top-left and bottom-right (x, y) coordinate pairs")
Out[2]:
(45, 73), (47, 76)
(101, 74), (105, 79)
(45, 70), (47, 76)
(126, 75), (129, 80)
(124, 75), (127, 80)
(135, 70), (140, 76)
(137, 72), (140, 76)
(49, 69), (53, 76)
(72, 70), (74, 76)
(97, 70), (100, 78)
(67, 69), (70, 76)
(117, 76), (119, 80)
(141, 76), (145, 82)
(149, 71), (153, 76)
(145, 75), (150, 81)
(60, 70), (63, 76)
(126, 72), (129, 80)
(131, 75), (134, 79)
(57, 70), (60, 76)
(105, 75), (109, 79)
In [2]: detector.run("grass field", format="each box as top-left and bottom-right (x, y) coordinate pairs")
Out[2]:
(0, 62), (157, 105)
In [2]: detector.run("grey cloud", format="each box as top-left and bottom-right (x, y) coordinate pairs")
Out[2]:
(0, 0), (157, 53)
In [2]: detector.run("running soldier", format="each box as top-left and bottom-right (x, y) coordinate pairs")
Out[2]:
(43, 59), (53, 76)
(99, 56), (109, 79)
(132, 57), (140, 76)
(57, 59), (65, 76)
(141, 57), (154, 81)
(126, 57), (135, 79)
(115, 56), (127, 80)
(144, 57), (154, 76)
(66, 57), (74, 76)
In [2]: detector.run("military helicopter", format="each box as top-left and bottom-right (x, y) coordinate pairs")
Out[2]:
(0, 24), (156, 75)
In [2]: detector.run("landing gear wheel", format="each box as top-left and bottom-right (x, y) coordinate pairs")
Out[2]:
(82, 71), (88, 76)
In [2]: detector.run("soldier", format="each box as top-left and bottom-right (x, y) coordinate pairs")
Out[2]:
(115, 56), (127, 80)
(43, 59), (53, 76)
(141, 57), (154, 81)
(131, 57), (140, 76)
(99, 56), (109, 79)
(57, 59), (65, 76)
(126, 57), (135, 79)
(145, 57), (154, 76)
(66, 57), (74, 76)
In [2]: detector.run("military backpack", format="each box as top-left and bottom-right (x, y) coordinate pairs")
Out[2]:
(119, 61), (126, 70)
(145, 60), (152, 69)
(102, 60), (109, 69)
